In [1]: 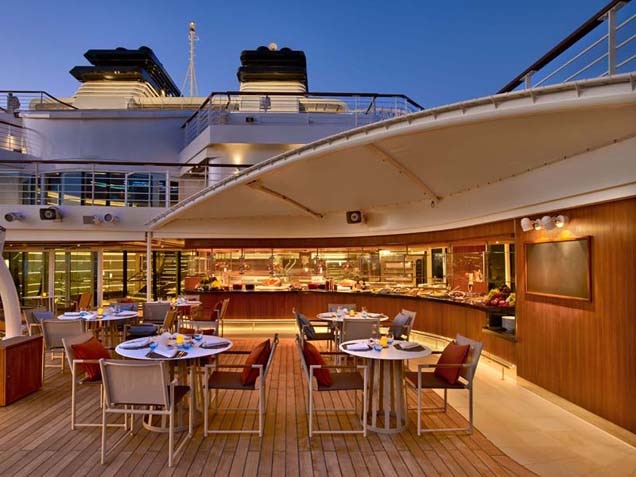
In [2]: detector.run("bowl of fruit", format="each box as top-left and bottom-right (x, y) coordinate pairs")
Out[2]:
(484, 285), (516, 308)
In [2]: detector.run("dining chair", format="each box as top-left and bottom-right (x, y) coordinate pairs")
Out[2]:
(327, 303), (356, 312)
(217, 298), (230, 336)
(62, 332), (126, 431)
(295, 335), (368, 437)
(294, 310), (334, 350)
(74, 291), (93, 311)
(100, 359), (193, 467)
(41, 319), (85, 380)
(203, 334), (278, 437)
(341, 317), (380, 343)
(405, 334), (483, 435)
(24, 308), (52, 336)
(124, 309), (177, 340)
(388, 309), (416, 340)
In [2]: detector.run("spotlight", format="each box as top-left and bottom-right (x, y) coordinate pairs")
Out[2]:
(555, 215), (568, 228)
(4, 212), (24, 222)
(103, 213), (119, 224)
(520, 217), (535, 232)
(540, 215), (556, 231)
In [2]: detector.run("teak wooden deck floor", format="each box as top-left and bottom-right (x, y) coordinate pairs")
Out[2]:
(0, 337), (535, 476)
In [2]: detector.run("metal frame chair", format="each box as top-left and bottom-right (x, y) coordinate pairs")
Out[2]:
(387, 309), (416, 341)
(62, 332), (128, 431)
(295, 335), (368, 437)
(203, 334), (279, 437)
(294, 309), (334, 349)
(340, 317), (380, 343)
(41, 318), (85, 380)
(406, 334), (483, 435)
(100, 359), (193, 467)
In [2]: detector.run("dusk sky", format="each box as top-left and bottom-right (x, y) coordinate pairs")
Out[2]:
(4, 0), (613, 107)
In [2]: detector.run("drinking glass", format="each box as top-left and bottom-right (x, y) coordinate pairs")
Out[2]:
(149, 341), (158, 351)
(194, 326), (203, 344)
(361, 306), (367, 318)
(387, 331), (394, 344)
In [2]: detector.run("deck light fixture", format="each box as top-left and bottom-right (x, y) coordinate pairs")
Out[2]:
(521, 214), (568, 232)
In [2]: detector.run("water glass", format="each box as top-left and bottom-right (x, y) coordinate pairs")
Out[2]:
(361, 306), (367, 318)
(149, 341), (158, 351)
(387, 331), (394, 344)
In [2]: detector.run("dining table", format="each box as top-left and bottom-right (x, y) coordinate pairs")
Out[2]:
(58, 310), (139, 347)
(340, 338), (431, 434)
(115, 334), (232, 432)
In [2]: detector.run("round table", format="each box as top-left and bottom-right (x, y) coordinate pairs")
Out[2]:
(340, 339), (431, 434)
(116, 335), (232, 432)
(58, 311), (139, 347)
(316, 311), (389, 323)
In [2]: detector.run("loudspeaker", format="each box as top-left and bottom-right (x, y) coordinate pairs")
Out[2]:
(346, 210), (363, 224)
(39, 207), (62, 221)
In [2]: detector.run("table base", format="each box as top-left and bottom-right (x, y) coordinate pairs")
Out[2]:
(367, 359), (407, 434)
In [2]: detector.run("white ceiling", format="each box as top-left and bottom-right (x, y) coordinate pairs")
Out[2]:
(150, 77), (636, 238)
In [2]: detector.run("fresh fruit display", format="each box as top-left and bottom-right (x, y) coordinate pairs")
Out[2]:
(484, 285), (514, 307)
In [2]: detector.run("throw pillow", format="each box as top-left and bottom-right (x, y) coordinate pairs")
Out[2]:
(71, 337), (110, 381)
(296, 313), (316, 339)
(434, 342), (470, 384)
(241, 339), (271, 386)
(302, 341), (332, 387)
(389, 312), (411, 340)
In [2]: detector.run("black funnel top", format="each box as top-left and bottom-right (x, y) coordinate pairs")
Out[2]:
(237, 46), (308, 90)
(70, 46), (181, 97)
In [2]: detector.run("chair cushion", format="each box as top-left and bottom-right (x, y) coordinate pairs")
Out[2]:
(296, 313), (316, 339)
(241, 339), (271, 386)
(71, 337), (110, 381)
(127, 324), (157, 337)
(389, 312), (410, 339)
(32, 310), (54, 322)
(302, 341), (332, 387)
(434, 342), (470, 384)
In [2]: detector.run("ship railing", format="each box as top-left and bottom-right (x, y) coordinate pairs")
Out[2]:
(0, 90), (77, 112)
(499, 0), (636, 93)
(0, 119), (46, 157)
(183, 91), (424, 146)
(0, 160), (249, 208)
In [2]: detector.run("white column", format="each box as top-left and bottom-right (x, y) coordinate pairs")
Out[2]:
(0, 227), (22, 338)
(146, 232), (152, 302)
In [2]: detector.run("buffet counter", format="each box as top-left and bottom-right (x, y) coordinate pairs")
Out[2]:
(190, 289), (516, 364)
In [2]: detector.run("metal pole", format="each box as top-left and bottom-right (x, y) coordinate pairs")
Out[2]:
(165, 171), (170, 207)
(607, 7), (617, 75)
(47, 250), (55, 310)
(524, 71), (534, 89)
(146, 232), (153, 303)
(96, 249), (104, 307)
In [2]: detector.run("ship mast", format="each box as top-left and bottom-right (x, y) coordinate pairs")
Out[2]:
(182, 21), (199, 97)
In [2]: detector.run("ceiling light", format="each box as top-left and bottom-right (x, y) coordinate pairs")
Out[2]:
(540, 215), (556, 231)
(555, 215), (568, 228)
(521, 214), (569, 232)
(520, 217), (536, 232)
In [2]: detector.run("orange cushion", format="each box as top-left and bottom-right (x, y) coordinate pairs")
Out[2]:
(434, 342), (470, 384)
(302, 341), (331, 387)
(71, 337), (110, 381)
(241, 339), (271, 386)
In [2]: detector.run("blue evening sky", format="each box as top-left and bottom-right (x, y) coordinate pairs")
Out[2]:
(3, 0), (610, 107)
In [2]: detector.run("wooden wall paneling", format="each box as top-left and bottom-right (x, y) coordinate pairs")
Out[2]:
(516, 197), (636, 433)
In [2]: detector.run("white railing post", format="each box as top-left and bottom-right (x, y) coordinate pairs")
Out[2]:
(607, 6), (618, 75)
(524, 71), (534, 89)
(165, 171), (170, 207)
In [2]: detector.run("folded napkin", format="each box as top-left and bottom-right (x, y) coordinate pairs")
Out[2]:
(149, 346), (178, 358)
(120, 338), (151, 349)
(366, 312), (381, 318)
(64, 312), (81, 317)
(395, 342), (425, 352)
(200, 341), (230, 350)
(345, 342), (371, 351)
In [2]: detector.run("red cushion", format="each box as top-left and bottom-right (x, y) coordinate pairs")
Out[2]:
(71, 337), (110, 381)
(241, 339), (271, 386)
(302, 341), (332, 387)
(434, 342), (470, 384)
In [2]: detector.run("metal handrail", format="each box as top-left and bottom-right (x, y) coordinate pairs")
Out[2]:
(182, 90), (424, 127)
(0, 90), (77, 111)
(498, 0), (634, 93)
